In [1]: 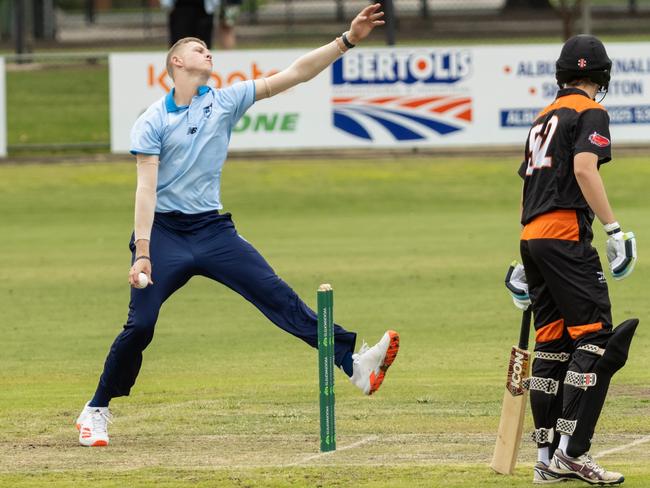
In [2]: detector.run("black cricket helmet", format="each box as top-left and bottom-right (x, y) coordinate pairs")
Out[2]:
(555, 35), (612, 90)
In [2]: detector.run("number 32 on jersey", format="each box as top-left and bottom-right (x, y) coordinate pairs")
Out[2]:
(525, 115), (559, 176)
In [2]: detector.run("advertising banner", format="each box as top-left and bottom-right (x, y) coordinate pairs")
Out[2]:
(0, 57), (6, 158)
(110, 44), (650, 153)
(110, 50), (329, 153)
(484, 43), (650, 145)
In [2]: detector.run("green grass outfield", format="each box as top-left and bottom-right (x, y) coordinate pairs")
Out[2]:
(1, 157), (649, 487)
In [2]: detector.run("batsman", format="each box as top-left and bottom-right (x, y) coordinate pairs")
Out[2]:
(508, 35), (638, 485)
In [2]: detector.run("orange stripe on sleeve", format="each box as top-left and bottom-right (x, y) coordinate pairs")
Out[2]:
(536, 319), (565, 343)
(567, 322), (603, 340)
(521, 210), (579, 241)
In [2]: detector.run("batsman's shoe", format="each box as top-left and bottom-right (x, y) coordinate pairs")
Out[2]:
(533, 461), (570, 484)
(549, 449), (624, 485)
(77, 405), (112, 447)
(350, 330), (399, 395)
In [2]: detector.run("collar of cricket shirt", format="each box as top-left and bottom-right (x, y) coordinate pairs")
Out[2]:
(556, 87), (591, 99)
(165, 85), (211, 113)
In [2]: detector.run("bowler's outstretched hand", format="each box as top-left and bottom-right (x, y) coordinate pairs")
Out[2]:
(348, 3), (385, 44)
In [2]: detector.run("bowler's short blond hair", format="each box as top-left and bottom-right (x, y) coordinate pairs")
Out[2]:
(166, 37), (208, 79)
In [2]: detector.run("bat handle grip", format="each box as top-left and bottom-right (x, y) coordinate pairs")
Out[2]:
(518, 307), (532, 350)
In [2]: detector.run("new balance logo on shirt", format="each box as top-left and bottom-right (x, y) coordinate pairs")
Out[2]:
(204, 103), (213, 119)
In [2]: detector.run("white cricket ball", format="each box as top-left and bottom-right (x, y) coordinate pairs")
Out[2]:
(136, 272), (149, 289)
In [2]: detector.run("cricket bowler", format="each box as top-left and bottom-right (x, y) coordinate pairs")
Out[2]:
(76, 3), (400, 447)
(506, 35), (638, 484)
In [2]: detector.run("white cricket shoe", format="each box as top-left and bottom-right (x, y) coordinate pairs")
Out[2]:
(350, 330), (400, 395)
(533, 461), (570, 484)
(549, 449), (624, 485)
(75, 402), (92, 431)
(76, 403), (112, 447)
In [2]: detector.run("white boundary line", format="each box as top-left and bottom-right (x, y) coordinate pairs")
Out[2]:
(594, 435), (650, 459)
(288, 435), (377, 466)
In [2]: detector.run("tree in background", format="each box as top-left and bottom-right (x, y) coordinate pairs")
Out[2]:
(555, 0), (584, 39)
(502, 0), (584, 39)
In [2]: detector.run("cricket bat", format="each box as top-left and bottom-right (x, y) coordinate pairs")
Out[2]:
(490, 306), (532, 475)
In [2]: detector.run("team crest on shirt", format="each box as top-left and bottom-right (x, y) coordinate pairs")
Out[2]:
(203, 103), (213, 119)
(588, 131), (610, 147)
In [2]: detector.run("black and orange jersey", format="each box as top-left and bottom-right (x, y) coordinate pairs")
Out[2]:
(518, 88), (612, 225)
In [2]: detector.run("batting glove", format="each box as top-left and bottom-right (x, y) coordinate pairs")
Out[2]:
(605, 222), (637, 280)
(505, 261), (531, 310)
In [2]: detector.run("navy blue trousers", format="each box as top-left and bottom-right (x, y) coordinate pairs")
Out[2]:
(97, 211), (357, 399)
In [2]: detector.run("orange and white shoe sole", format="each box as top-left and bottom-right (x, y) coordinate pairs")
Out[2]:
(78, 419), (109, 446)
(79, 425), (109, 447)
(368, 330), (400, 395)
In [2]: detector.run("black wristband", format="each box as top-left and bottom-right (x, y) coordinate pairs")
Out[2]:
(135, 255), (151, 262)
(342, 32), (355, 49)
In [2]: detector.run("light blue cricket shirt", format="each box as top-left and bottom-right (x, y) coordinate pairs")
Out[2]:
(130, 81), (255, 214)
